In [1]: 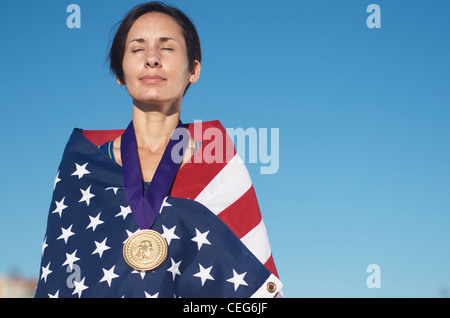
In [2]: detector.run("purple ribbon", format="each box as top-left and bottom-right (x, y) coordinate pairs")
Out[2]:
(121, 120), (189, 229)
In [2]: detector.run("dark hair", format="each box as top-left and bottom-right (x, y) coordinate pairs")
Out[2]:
(108, 1), (201, 93)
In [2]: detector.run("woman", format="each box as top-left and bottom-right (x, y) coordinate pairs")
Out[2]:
(35, 1), (282, 298)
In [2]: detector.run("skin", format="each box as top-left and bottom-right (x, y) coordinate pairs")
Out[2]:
(112, 12), (201, 182)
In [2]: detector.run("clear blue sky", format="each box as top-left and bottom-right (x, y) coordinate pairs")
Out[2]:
(1, 0), (449, 297)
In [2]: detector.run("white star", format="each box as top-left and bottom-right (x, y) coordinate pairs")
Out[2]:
(100, 265), (119, 287)
(48, 290), (59, 298)
(132, 270), (147, 280)
(92, 238), (111, 258)
(72, 277), (89, 298)
(145, 291), (159, 298)
(54, 170), (61, 190)
(41, 237), (48, 256)
(115, 205), (132, 220)
(57, 225), (75, 244)
(162, 225), (180, 246)
(226, 270), (248, 291)
(159, 197), (172, 214)
(52, 197), (68, 218)
(105, 187), (120, 194)
(79, 185), (95, 206)
(191, 228), (211, 250)
(124, 229), (140, 244)
(86, 212), (104, 231)
(40, 262), (52, 282)
(167, 258), (182, 281)
(193, 264), (214, 286)
(71, 162), (90, 179)
(62, 249), (80, 271)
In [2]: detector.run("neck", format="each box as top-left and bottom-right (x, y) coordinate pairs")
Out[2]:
(132, 100), (181, 152)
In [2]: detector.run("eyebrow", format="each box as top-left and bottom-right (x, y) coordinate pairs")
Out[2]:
(128, 37), (176, 45)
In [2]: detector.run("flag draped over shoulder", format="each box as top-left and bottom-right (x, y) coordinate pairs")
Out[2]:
(35, 121), (282, 298)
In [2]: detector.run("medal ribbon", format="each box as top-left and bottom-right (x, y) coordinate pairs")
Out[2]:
(121, 120), (189, 229)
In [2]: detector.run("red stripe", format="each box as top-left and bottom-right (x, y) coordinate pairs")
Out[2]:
(264, 255), (279, 278)
(171, 157), (226, 199)
(82, 129), (124, 146)
(217, 187), (262, 239)
(171, 121), (235, 199)
(219, 188), (280, 278)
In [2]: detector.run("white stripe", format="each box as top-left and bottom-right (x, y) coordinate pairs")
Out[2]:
(240, 220), (272, 265)
(194, 153), (273, 267)
(194, 154), (252, 215)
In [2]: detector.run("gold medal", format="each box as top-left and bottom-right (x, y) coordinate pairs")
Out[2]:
(123, 229), (168, 271)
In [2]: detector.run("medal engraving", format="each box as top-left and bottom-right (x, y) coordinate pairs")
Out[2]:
(123, 230), (168, 271)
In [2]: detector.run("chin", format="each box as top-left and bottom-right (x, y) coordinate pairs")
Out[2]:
(129, 86), (184, 106)
(134, 94), (182, 108)
(133, 90), (165, 103)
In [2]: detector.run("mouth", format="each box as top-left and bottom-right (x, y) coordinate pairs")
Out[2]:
(140, 74), (166, 84)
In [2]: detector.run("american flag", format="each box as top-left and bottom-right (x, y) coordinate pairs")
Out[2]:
(35, 121), (282, 298)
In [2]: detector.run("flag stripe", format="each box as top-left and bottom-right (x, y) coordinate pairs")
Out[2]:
(83, 129), (124, 147)
(263, 255), (279, 279)
(217, 186), (262, 239)
(171, 121), (236, 200)
(194, 154), (252, 215)
(191, 153), (276, 276)
(241, 220), (272, 265)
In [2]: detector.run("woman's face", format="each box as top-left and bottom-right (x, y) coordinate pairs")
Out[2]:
(121, 12), (200, 107)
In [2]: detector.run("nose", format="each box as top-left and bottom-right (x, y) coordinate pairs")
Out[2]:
(146, 58), (160, 68)
(145, 50), (161, 68)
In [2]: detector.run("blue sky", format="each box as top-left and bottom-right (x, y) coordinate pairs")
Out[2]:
(1, 0), (449, 297)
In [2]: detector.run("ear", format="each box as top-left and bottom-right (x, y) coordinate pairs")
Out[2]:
(188, 60), (201, 84)
(116, 77), (125, 86)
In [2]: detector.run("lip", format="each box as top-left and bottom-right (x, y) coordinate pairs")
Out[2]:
(140, 74), (166, 84)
